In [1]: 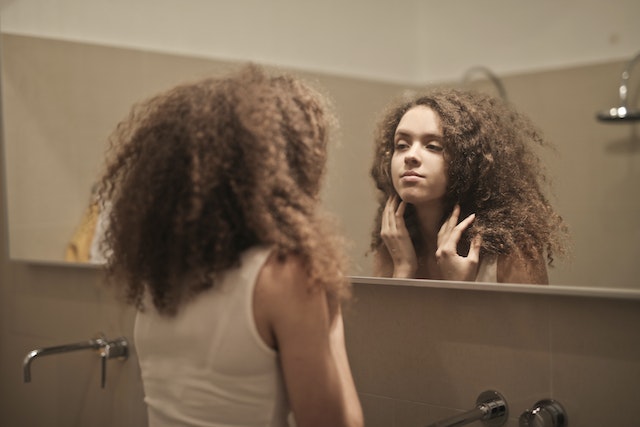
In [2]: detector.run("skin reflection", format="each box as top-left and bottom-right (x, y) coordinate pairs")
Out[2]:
(370, 89), (569, 284)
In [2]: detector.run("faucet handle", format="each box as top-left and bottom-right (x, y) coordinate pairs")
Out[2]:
(98, 336), (128, 388)
(100, 350), (107, 388)
(104, 336), (128, 360)
(519, 399), (567, 427)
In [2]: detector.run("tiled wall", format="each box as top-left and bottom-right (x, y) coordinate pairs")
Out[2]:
(344, 282), (640, 427)
(0, 262), (147, 426)
(1, 264), (638, 426)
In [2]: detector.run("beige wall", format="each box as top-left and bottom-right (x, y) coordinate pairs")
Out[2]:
(1, 46), (640, 426)
(345, 281), (640, 427)
(0, 170), (146, 424)
(3, 1), (639, 85)
(497, 61), (640, 289)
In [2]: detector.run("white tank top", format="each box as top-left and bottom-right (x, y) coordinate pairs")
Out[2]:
(134, 246), (289, 427)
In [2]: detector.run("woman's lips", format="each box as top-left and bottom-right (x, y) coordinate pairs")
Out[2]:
(400, 171), (424, 182)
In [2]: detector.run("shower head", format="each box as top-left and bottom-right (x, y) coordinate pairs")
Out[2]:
(596, 51), (640, 123)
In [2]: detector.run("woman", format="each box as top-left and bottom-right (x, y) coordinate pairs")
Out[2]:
(98, 65), (363, 427)
(370, 88), (568, 284)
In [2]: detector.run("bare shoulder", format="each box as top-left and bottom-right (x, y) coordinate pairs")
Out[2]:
(497, 248), (549, 285)
(253, 253), (329, 349)
(256, 253), (311, 298)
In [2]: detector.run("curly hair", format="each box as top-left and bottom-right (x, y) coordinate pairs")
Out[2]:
(370, 88), (568, 265)
(98, 64), (350, 316)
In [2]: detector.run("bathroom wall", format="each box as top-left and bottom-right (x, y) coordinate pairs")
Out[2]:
(492, 60), (640, 289)
(0, 177), (147, 424)
(345, 280), (640, 427)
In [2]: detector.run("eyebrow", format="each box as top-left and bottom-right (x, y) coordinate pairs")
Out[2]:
(394, 130), (444, 141)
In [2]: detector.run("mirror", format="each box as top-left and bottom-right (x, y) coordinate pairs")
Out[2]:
(2, 1), (640, 291)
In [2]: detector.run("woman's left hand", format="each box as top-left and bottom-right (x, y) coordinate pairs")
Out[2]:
(380, 195), (419, 278)
(436, 205), (482, 281)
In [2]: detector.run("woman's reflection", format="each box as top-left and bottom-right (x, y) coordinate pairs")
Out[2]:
(369, 89), (568, 284)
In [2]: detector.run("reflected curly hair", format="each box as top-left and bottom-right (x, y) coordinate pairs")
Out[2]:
(98, 64), (349, 316)
(370, 88), (568, 264)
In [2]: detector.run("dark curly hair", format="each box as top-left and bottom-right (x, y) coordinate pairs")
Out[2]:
(98, 64), (349, 316)
(370, 88), (568, 265)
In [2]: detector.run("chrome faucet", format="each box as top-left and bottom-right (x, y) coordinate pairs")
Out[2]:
(519, 399), (567, 427)
(425, 390), (508, 427)
(23, 333), (128, 388)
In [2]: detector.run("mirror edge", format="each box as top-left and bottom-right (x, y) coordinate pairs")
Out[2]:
(349, 276), (640, 301)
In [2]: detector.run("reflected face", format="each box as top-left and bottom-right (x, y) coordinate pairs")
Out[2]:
(391, 106), (447, 206)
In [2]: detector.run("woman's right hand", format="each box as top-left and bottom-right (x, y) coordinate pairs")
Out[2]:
(380, 195), (418, 278)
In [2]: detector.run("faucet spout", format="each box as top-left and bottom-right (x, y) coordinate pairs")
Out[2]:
(23, 337), (105, 383)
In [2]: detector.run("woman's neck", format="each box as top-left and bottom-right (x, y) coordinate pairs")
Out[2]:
(414, 201), (446, 253)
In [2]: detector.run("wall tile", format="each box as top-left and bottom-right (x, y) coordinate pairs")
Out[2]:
(345, 283), (553, 419)
(550, 297), (640, 427)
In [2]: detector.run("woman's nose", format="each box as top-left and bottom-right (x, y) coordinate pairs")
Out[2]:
(404, 144), (421, 165)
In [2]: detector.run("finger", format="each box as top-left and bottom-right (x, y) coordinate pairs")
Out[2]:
(455, 212), (476, 231)
(450, 204), (461, 223)
(468, 234), (482, 261)
(445, 213), (476, 247)
(438, 204), (460, 239)
(383, 196), (396, 229)
(392, 194), (401, 210)
(385, 195), (395, 211)
(384, 195), (393, 217)
(395, 200), (407, 226)
(444, 204), (461, 232)
(386, 195), (400, 212)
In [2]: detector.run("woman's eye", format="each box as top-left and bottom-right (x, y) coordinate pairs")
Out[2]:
(425, 143), (443, 152)
(395, 141), (409, 150)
